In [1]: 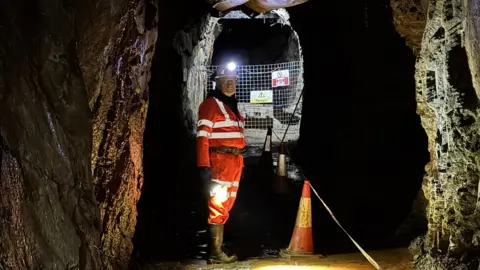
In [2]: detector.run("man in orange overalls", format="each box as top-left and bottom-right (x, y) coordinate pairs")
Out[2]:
(197, 61), (245, 264)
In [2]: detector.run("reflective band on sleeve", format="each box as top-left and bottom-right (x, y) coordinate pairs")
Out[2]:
(197, 130), (210, 138)
(214, 120), (241, 128)
(197, 119), (214, 128)
(210, 132), (244, 139)
(214, 98), (230, 120)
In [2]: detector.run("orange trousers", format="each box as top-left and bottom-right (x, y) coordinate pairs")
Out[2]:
(208, 151), (244, 224)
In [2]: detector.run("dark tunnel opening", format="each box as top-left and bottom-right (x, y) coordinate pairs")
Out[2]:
(132, 0), (430, 266)
(132, 1), (211, 264)
(211, 19), (299, 66)
(447, 45), (479, 112)
(287, 0), (429, 252)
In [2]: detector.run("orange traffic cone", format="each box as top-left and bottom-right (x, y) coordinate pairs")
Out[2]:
(280, 180), (322, 257)
(273, 142), (289, 194)
(258, 127), (273, 169)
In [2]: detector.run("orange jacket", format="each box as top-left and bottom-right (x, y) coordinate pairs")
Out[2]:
(196, 97), (246, 167)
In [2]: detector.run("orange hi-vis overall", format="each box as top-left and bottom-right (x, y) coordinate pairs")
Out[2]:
(197, 97), (246, 225)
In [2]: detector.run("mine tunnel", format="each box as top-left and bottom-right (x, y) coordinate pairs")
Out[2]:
(136, 0), (431, 267)
(1, 0), (480, 269)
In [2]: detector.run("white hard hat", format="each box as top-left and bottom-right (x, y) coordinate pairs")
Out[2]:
(215, 62), (239, 79)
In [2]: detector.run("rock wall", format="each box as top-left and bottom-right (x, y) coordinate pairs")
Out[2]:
(76, 0), (158, 268)
(390, 0), (428, 54)
(0, 0), (158, 268)
(174, 15), (222, 135)
(410, 0), (480, 268)
(465, 0), (480, 98)
(276, 27), (302, 63)
(0, 1), (102, 268)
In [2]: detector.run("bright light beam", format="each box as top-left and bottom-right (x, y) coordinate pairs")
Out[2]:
(227, 62), (236, 71)
(212, 185), (228, 204)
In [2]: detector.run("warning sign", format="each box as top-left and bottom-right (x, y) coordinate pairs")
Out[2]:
(272, 70), (290, 87)
(250, 90), (273, 104)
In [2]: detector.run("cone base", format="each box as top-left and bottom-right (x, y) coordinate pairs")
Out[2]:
(279, 248), (324, 258)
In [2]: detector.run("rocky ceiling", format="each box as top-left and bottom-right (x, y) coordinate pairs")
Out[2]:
(206, 0), (310, 12)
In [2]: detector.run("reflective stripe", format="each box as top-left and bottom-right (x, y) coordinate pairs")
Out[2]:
(211, 179), (240, 187)
(209, 191), (238, 198)
(213, 98), (245, 129)
(197, 119), (213, 128)
(210, 132), (244, 139)
(214, 120), (241, 128)
(197, 130), (210, 137)
(214, 98), (230, 120)
(199, 119), (244, 129)
(198, 130), (244, 139)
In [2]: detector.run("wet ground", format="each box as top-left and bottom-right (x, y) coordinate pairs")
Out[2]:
(145, 248), (412, 269)
(132, 144), (414, 269)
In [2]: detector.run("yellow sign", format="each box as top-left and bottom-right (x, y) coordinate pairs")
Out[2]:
(250, 90), (273, 104)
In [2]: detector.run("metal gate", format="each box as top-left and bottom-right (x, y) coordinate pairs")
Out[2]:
(204, 61), (303, 145)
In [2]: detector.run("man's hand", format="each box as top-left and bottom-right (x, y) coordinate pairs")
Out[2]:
(199, 167), (211, 198)
(199, 167), (211, 184)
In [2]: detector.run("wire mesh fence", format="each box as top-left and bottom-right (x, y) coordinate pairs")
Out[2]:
(204, 61), (303, 144)
(200, 61), (304, 179)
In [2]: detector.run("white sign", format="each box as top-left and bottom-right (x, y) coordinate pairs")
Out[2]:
(250, 90), (273, 104)
(271, 70), (290, 87)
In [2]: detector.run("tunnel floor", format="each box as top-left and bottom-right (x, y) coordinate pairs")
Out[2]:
(147, 248), (412, 269)
(133, 148), (413, 268)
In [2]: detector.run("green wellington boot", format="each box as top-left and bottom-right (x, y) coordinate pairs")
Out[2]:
(208, 224), (238, 264)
